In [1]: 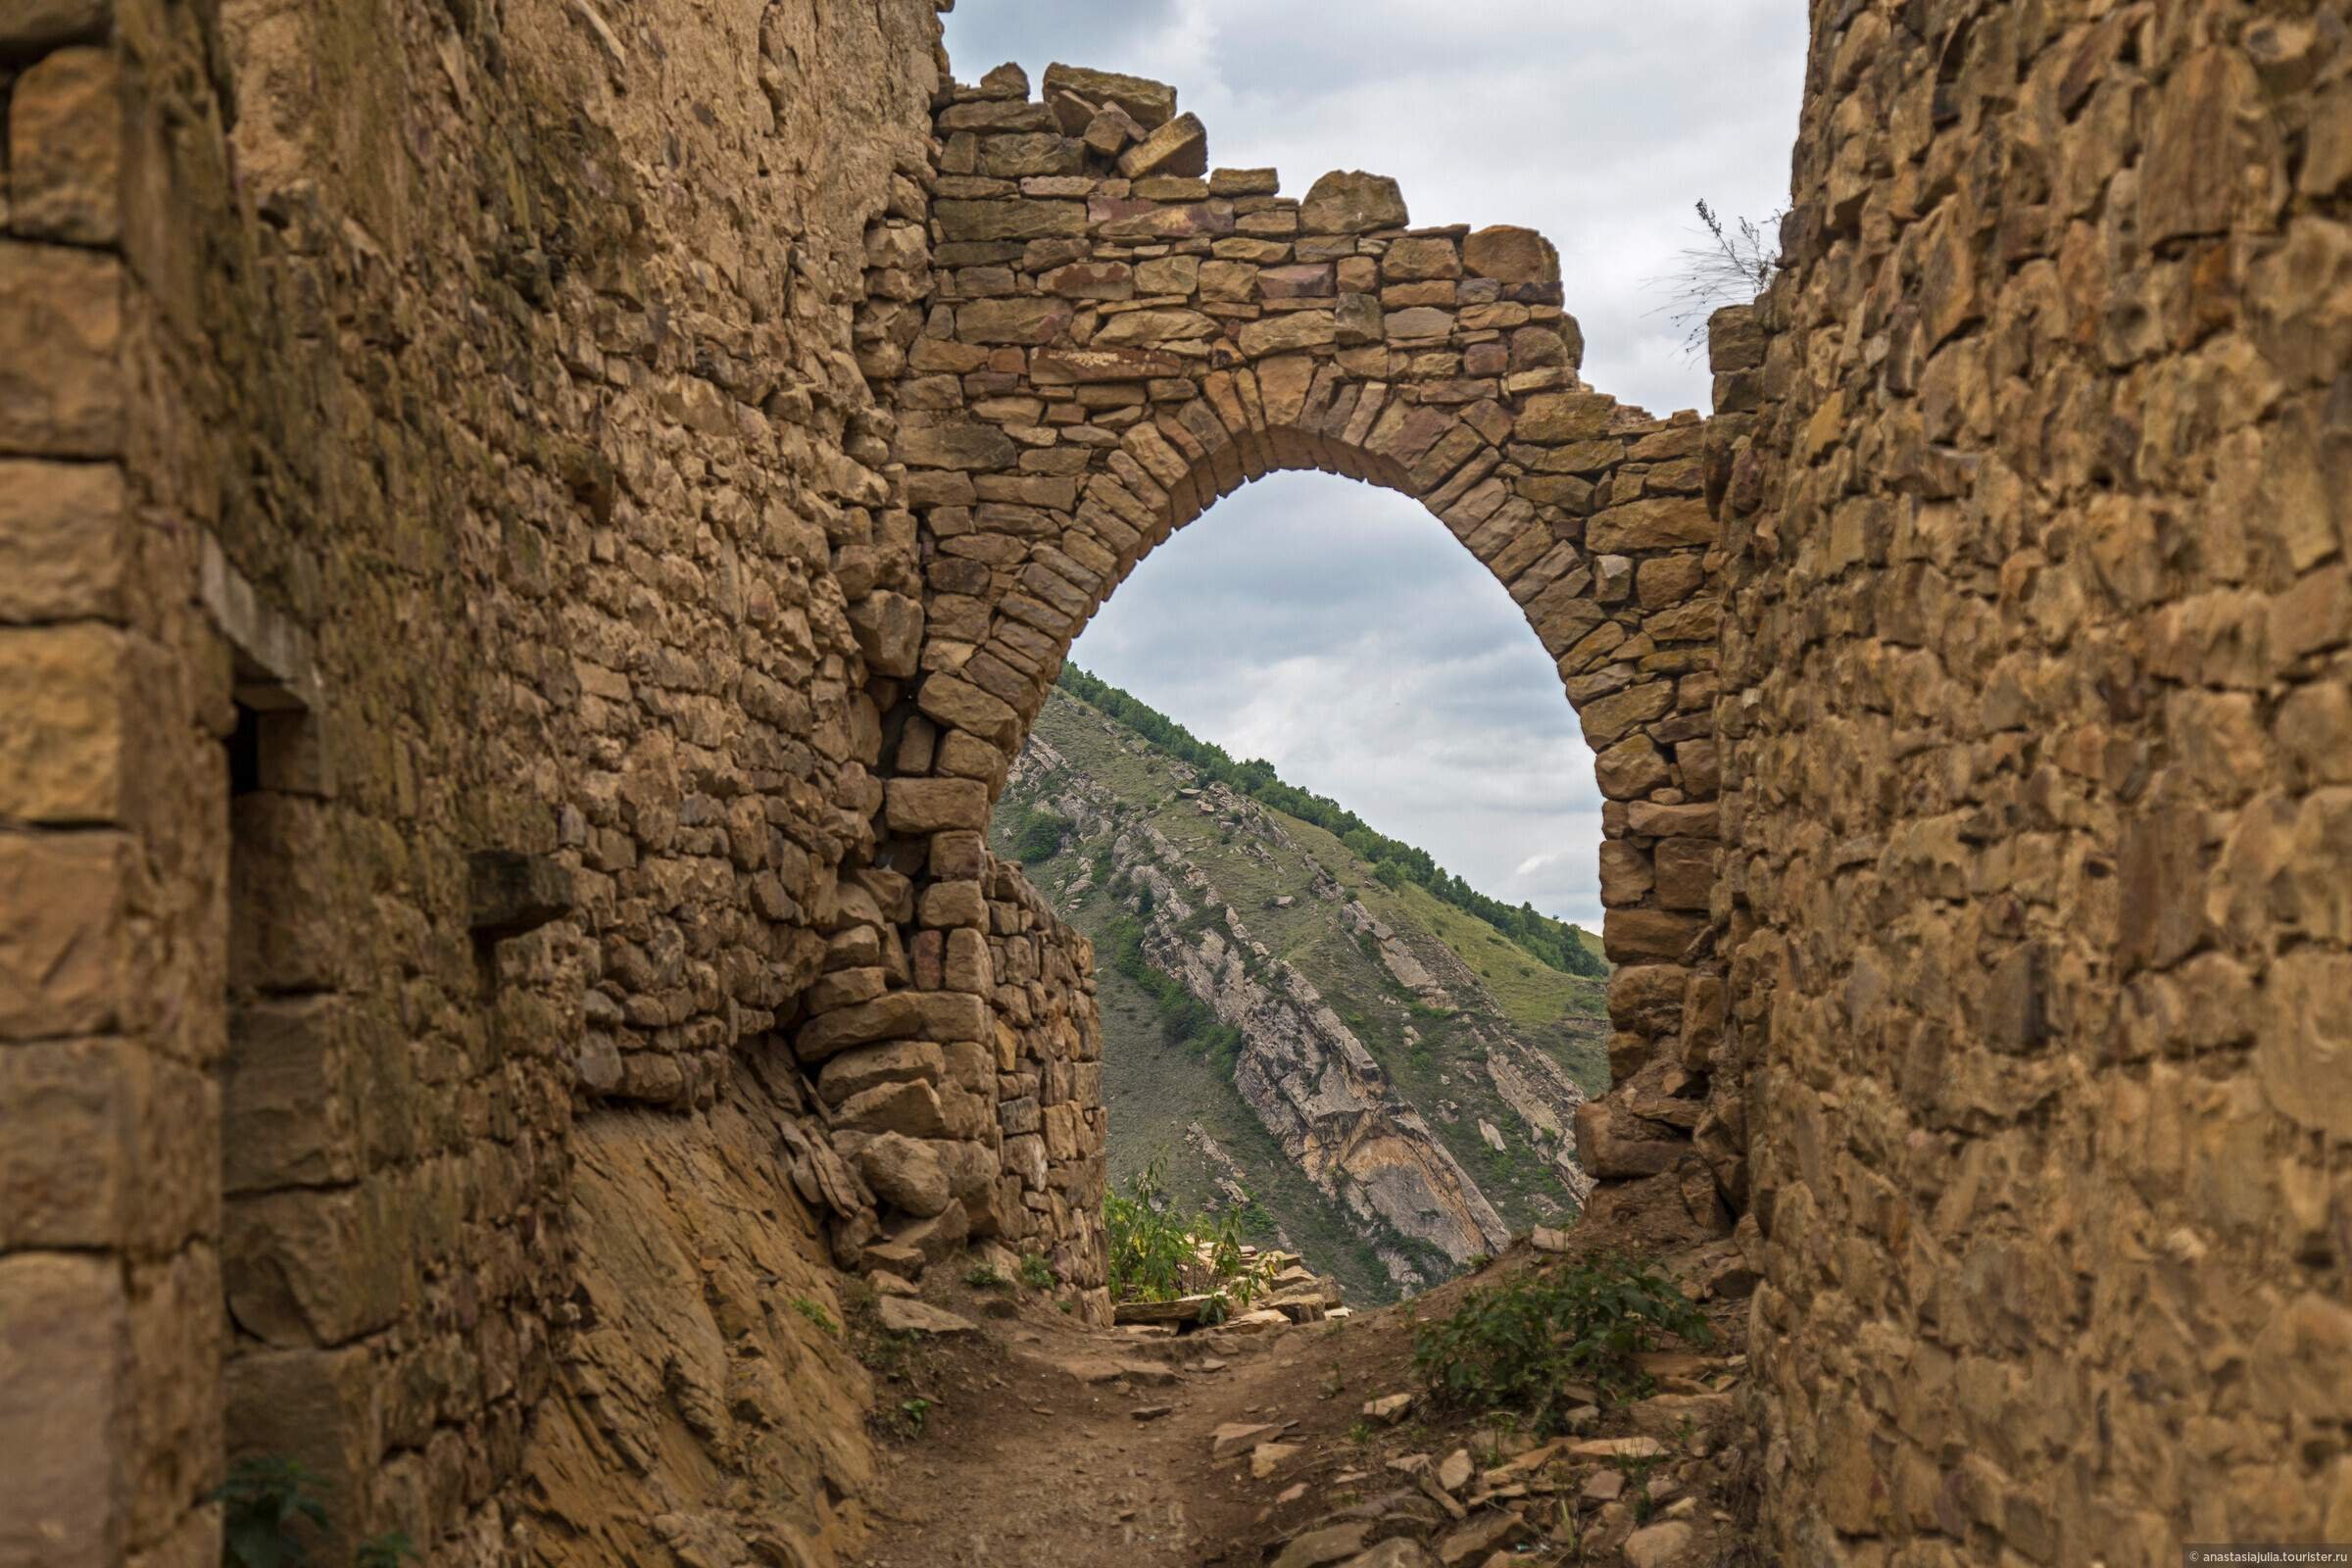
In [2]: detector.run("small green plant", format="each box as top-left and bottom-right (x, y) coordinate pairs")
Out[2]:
(1411, 1252), (1712, 1434)
(1347, 1420), (1375, 1446)
(895, 1396), (933, 1438)
(1017, 1253), (1055, 1291)
(1103, 1157), (1250, 1304)
(963, 1262), (1007, 1289)
(212, 1456), (329, 1568)
(353, 1534), (418, 1568)
(789, 1296), (839, 1336)
(1619, 1450), (1668, 1523)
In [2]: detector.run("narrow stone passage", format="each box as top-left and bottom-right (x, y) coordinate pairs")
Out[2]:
(855, 1234), (1754, 1567)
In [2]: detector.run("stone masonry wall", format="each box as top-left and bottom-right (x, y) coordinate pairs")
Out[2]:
(1716, 2), (2352, 1560)
(0, 1), (951, 1564)
(830, 62), (1739, 1261)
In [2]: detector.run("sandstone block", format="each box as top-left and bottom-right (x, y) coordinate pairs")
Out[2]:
(0, 623), (126, 823)
(919, 878), (988, 928)
(0, 460), (123, 623)
(797, 994), (926, 1062)
(1463, 224), (1558, 283)
(1118, 112), (1207, 179)
(956, 297), (1072, 345)
(977, 133), (1084, 178)
(848, 590), (924, 677)
(1609, 964), (1690, 1034)
(818, 1040), (947, 1106)
(1382, 236), (1461, 281)
(7, 48), (120, 246)
(1628, 801), (1718, 840)
(0, 829), (125, 1039)
(1574, 681), (1673, 748)
(1598, 840), (1653, 906)
(944, 926), (994, 991)
(223, 998), (357, 1197)
(0, 1252), (127, 1568)
(1094, 307), (1218, 346)
(1593, 734), (1669, 799)
(1089, 194), (1236, 242)
(222, 1184), (406, 1347)
(1032, 347), (1182, 383)
(2261, 950), (2352, 1139)
(836, 1078), (954, 1140)
(1587, 495), (1714, 553)
(1238, 309), (1336, 357)
(1256, 263), (1332, 299)
(1042, 64), (1177, 130)
(1603, 908), (1707, 963)
(0, 241), (122, 457)
(1133, 255), (1200, 295)
(1082, 101), (1147, 158)
(1655, 838), (1717, 910)
(222, 1345), (376, 1554)
(1299, 171), (1407, 234)
(1043, 261), (1134, 299)
(858, 1132), (954, 1216)
(1383, 305), (1453, 340)
(899, 422), (1017, 470)
(1513, 390), (1614, 444)
(1573, 1101), (1683, 1179)
(934, 199), (1088, 242)
(886, 777), (990, 833)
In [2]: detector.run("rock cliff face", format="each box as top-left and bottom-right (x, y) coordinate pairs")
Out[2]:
(993, 683), (1605, 1300)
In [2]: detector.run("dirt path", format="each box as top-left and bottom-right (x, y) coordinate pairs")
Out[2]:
(853, 1294), (1390, 1567)
(851, 1242), (1757, 1568)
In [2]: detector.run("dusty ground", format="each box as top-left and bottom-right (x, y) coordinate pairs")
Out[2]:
(851, 1236), (1756, 1568)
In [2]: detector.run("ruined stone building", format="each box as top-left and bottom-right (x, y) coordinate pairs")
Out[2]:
(0, 0), (2345, 1563)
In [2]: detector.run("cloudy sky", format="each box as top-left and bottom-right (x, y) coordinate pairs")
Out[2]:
(944, 1), (1808, 928)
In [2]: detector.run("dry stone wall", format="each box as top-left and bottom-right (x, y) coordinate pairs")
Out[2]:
(6, 4), (2347, 1567)
(1715, 2), (2352, 1560)
(852, 63), (1737, 1258)
(0, 1), (951, 1564)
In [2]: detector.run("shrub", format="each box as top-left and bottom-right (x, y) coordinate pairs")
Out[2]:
(1412, 1252), (1711, 1432)
(1018, 1252), (1056, 1291)
(1103, 1158), (1250, 1304)
(1012, 807), (1072, 864)
(213, 1456), (329, 1568)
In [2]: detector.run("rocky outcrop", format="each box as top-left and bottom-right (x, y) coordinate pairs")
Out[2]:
(1135, 868), (1512, 1277)
(1000, 696), (1603, 1292)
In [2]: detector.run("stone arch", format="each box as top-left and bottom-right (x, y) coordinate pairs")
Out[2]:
(819, 63), (1734, 1290)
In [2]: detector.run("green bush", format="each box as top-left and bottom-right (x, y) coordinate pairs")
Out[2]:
(210, 1457), (418, 1568)
(1012, 807), (1073, 864)
(1103, 1158), (1248, 1303)
(1412, 1253), (1711, 1432)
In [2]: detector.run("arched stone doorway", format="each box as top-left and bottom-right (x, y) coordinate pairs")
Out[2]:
(817, 63), (1734, 1297)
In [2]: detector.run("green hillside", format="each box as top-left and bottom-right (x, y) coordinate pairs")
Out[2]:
(991, 673), (1611, 1304)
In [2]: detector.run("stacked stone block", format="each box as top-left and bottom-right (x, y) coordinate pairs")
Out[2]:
(3, 0), (948, 1563)
(1714, 3), (2352, 1559)
(852, 63), (1736, 1257)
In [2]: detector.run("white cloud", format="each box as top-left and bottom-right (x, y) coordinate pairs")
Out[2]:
(1065, 473), (1610, 927)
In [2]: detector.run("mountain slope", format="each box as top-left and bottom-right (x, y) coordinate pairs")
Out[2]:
(990, 676), (1610, 1303)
